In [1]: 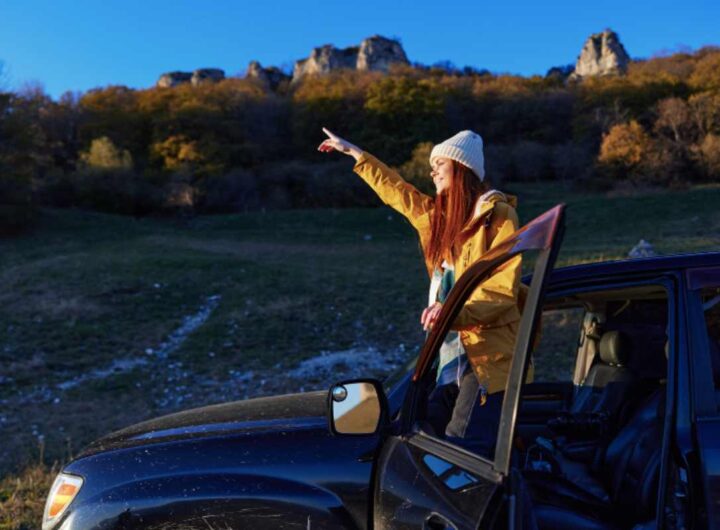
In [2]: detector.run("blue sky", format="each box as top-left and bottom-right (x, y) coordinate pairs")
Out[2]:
(1, 0), (718, 99)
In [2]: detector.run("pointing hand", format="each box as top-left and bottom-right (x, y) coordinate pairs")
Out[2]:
(317, 128), (362, 159)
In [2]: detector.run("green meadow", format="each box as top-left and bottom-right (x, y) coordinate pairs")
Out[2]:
(1, 183), (719, 527)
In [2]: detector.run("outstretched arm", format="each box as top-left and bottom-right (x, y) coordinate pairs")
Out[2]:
(318, 128), (433, 231)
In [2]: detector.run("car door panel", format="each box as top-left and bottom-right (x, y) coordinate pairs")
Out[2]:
(374, 436), (501, 530)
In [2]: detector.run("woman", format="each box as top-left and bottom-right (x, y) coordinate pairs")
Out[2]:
(318, 127), (523, 457)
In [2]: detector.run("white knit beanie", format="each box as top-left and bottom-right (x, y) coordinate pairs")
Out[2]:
(430, 130), (485, 181)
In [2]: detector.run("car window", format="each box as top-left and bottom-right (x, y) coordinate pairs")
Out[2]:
(532, 307), (584, 382)
(604, 297), (668, 380)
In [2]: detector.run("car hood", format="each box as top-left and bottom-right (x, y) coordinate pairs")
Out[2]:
(80, 391), (328, 457)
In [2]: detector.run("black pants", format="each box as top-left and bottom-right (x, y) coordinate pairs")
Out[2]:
(427, 369), (504, 459)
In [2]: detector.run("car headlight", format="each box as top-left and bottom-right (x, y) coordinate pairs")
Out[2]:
(43, 472), (83, 529)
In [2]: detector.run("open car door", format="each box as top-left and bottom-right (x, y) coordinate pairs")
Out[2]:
(373, 204), (565, 529)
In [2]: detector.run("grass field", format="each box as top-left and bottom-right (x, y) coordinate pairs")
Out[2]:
(1, 182), (719, 528)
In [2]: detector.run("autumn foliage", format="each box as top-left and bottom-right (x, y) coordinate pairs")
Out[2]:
(1, 47), (719, 225)
(599, 121), (650, 168)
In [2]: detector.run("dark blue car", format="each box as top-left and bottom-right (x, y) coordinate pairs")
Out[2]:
(42, 206), (720, 529)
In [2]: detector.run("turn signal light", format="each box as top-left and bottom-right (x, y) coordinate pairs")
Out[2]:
(43, 473), (83, 529)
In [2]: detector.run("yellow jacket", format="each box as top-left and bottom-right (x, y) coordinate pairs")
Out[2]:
(353, 152), (524, 394)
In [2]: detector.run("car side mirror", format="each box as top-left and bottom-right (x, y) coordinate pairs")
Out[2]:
(327, 379), (387, 435)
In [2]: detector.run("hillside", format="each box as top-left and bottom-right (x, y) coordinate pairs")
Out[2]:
(1, 44), (719, 232)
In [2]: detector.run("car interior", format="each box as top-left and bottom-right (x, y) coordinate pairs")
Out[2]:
(520, 284), (670, 529)
(414, 282), (676, 529)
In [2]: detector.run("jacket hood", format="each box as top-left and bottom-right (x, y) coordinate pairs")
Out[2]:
(80, 391), (327, 457)
(470, 189), (517, 223)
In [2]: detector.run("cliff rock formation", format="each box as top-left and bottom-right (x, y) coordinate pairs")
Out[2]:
(293, 44), (359, 79)
(571, 29), (630, 79)
(191, 68), (225, 85)
(156, 35), (409, 90)
(292, 35), (408, 82)
(357, 35), (408, 72)
(157, 71), (193, 88)
(157, 68), (225, 88)
(246, 61), (291, 89)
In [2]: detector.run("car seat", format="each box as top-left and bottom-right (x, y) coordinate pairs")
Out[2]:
(546, 331), (642, 442)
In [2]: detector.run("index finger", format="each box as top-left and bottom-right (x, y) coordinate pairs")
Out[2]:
(322, 127), (337, 140)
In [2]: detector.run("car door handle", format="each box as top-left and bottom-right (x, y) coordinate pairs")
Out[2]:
(424, 512), (458, 530)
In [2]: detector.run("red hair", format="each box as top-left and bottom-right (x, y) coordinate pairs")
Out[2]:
(426, 161), (488, 269)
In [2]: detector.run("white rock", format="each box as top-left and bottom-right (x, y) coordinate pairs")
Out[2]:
(628, 239), (657, 258)
(571, 29), (630, 79)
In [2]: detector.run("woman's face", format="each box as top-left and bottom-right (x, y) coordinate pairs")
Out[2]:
(430, 157), (453, 194)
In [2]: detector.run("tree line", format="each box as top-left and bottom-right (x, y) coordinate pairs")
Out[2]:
(1, 46), (719, 232)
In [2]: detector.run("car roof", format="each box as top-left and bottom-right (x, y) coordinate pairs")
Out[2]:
(541, 251), (720, 287)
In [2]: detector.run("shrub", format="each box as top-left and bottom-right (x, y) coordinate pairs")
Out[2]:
(598, 120), (651, 169)
(79, 137), (133, 170)
(597, 121), (657, 184)
(150, 135), (205, 172)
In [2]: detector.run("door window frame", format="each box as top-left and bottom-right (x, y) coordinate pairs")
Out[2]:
(685, 266), (720, 530)
(685, 266), (720, 415)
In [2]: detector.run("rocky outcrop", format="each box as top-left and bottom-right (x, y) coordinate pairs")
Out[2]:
(293, 44), (359, 79)
(571, 29), (630, 79)
(156, 68), (225, 88)
(292, 35), (408, 82)
(628, 239), (656, 258)
(191, 68), (225, 85)
(156, 35), (409, 90)
(357, 35), (409, 72)
(246, 61), (291, 89)
(546, 64), (575, 80)
(157, 71), (193, 88)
